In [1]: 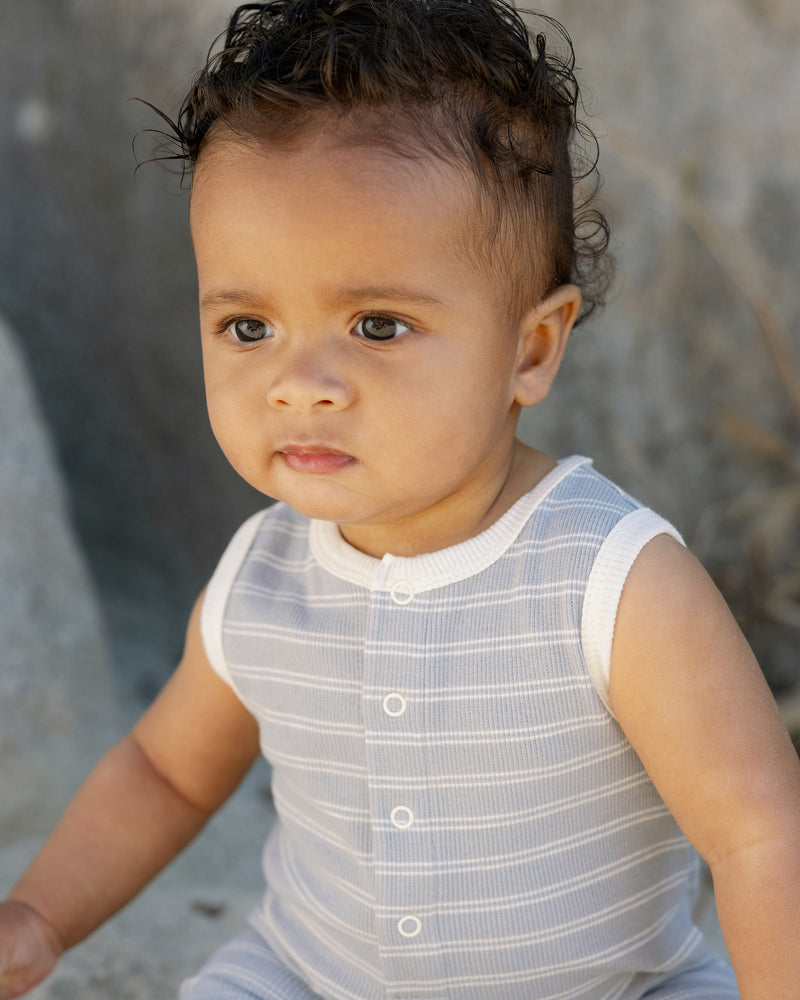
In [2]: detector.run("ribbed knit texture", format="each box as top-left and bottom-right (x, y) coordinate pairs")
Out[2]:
(199, 457), (738, 1000)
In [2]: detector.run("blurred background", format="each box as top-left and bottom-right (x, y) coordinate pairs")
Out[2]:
(1, 0), (799, 826)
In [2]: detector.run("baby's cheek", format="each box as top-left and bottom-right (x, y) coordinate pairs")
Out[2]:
(204, 396), (248, 469)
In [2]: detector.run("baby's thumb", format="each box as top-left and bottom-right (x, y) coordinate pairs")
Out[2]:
(0, 901), (62, 998)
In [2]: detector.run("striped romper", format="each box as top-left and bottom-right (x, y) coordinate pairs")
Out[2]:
(182, 456), (739, 999)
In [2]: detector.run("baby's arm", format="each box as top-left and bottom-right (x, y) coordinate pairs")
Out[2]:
(0, 593), (260, 997)
(610, 536), (800, 1000)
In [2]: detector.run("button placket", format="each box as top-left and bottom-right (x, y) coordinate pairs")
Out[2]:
(383, 684), (418, 932)
(366, 567), (436, 975)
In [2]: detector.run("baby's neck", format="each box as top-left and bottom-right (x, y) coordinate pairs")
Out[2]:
(338, 442), (555, 559)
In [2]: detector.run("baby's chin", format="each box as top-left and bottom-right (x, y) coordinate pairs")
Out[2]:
(246, 478), (371, 526)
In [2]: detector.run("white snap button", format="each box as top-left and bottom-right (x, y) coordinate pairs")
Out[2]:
(397, 915), (422, 938)
(390, 805), (414, 829)
(382, 692), (407, 717)
(390, 580), (414, 605)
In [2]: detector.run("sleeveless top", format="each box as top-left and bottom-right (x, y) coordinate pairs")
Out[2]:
(201, 456), (735, 1000)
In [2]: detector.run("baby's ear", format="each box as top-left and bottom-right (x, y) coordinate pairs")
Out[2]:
(513, 285), (581, 407)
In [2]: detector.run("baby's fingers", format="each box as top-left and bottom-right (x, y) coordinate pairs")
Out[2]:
(0, 901), (62, 998)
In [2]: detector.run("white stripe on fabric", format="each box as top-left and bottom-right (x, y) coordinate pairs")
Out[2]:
(380, 909), (686, 986)
(366, 839), (689, 917)
(303, 806), (675, 877)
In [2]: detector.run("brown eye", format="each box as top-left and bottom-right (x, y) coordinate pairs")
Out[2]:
(355, 316), (411, 341)
(230, 319), (273, 342)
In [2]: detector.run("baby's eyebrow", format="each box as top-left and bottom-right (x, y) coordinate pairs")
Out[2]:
(325, 284), (451, 309)
(200, 288), (261, 310)
(201, 285), (451, 311)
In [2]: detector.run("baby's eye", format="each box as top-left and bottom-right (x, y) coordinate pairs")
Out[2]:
(228, 319), (274, 343)
(354, 315), (412, 342)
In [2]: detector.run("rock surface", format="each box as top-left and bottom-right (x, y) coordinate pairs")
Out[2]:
(0, 316), (118, 845)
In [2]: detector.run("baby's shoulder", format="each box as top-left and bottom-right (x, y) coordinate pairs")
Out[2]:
(528, 456), (646, 541)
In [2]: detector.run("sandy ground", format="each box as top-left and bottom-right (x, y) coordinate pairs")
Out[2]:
(1, 758), (730, 999)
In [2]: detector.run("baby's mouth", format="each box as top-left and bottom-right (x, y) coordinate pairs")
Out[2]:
(278, 445), (356, 474)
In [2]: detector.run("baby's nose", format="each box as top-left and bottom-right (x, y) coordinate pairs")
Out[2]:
(266, 351), (352, 412)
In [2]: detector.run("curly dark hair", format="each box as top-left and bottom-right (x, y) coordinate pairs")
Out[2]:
(152, 0), (612, 323)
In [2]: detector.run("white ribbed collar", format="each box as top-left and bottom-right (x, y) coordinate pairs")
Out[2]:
(309, 455), (591, 593)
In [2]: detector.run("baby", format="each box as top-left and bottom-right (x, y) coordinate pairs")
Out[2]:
(2, 1), (799, 998)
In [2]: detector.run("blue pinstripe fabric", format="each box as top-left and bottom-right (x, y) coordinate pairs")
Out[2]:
(192, 458), (738, 1000)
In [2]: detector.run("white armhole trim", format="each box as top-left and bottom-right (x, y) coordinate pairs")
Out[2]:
(581, 507), (685, 718)
(200, 509), (269, 686)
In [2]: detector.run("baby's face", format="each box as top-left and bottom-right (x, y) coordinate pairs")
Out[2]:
(191, 132), (530, 557)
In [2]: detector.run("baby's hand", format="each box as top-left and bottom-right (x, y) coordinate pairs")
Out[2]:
(0, 901), (62, 998)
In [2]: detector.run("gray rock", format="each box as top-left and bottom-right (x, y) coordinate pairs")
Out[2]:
(0, 316), (118, 844)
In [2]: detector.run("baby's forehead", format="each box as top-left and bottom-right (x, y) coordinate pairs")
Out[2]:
(195, 114), (481, 223)
(191, 113), (537, 314)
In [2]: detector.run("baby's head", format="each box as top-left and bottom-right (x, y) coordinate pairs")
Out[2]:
(168, 0), (611, 324)
(156, 0), (613, 553)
